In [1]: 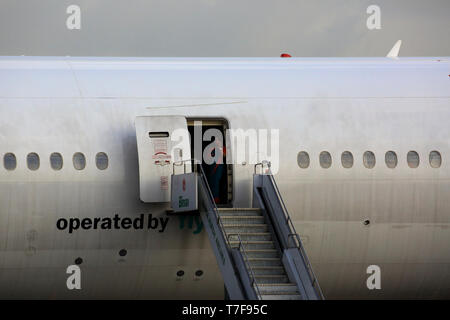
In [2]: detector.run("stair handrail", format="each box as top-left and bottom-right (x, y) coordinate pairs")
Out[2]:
(173, 160), (231, 245)
(195, 161), (232, 248)
(254, 161), (324, 299)
(227, 233), (262, 300)
(174, 159), (261, 299)
(196, 162), (262, 300)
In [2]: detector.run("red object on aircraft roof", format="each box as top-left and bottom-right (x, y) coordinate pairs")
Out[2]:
(280, 53), (292, 58)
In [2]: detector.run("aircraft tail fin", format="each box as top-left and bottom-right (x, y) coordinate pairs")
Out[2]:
(387, 40), (402, 58)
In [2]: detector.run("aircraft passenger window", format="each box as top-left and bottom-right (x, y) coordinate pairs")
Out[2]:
(96, 152), (108, 170)
(319, 151), (332, 169)
(297, 151), (310, 169)
(385, 151), (397, 169)
(407, 151), (420, 168)
(363, 151), (376, 169)
(73, 152), (86, 170)
(429, 151), (442, 168)
(27, 153), (40, 171)
(50, 153), (63, 170)
(3, 153), (17, 171)
(341, 151), (353, 168)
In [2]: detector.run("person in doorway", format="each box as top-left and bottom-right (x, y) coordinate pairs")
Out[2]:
(204, 138), (226, 204)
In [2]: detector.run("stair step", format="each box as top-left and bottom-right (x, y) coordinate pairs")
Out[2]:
(217, 208), (262, 216)
(220, 216), (265, 225)
(229, 241), (275, 250)
(230, 233), (272, 241)
(222, 224), (269, 233)
(260, 294), (302, 300)
(248, 266), (286, 275)
(256, 283), (299, 294)
(253, 275), (290, 284)
(245, 258), (282, 267)
(243, 249), (279, 258)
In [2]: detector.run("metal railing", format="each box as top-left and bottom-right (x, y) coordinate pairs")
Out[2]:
(254, 161), (324, 299)
(173, 159), (262, 300)
(173, 159), (233, 247)
(227, 233), (262, 300)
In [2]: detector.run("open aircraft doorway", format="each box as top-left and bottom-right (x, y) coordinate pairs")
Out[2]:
(187, 118), (233, 207)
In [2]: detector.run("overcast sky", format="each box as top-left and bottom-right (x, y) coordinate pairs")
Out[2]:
(0, 0), (449, 57)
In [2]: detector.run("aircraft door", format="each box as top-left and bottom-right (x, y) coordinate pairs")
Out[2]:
(135, 116), (191, 202)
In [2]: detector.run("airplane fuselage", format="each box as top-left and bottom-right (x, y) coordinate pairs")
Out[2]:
(0, 57), (449, 299)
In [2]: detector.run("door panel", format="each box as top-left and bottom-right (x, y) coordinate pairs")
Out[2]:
(135, 116), (191, 202)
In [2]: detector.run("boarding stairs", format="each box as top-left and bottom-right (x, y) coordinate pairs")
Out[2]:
(172, 160), (323, 300)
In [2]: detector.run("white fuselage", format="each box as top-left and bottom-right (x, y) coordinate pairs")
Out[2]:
(0, 57), (449, 299)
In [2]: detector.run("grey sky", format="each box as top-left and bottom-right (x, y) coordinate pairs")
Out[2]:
(0, 0), (449, 57)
